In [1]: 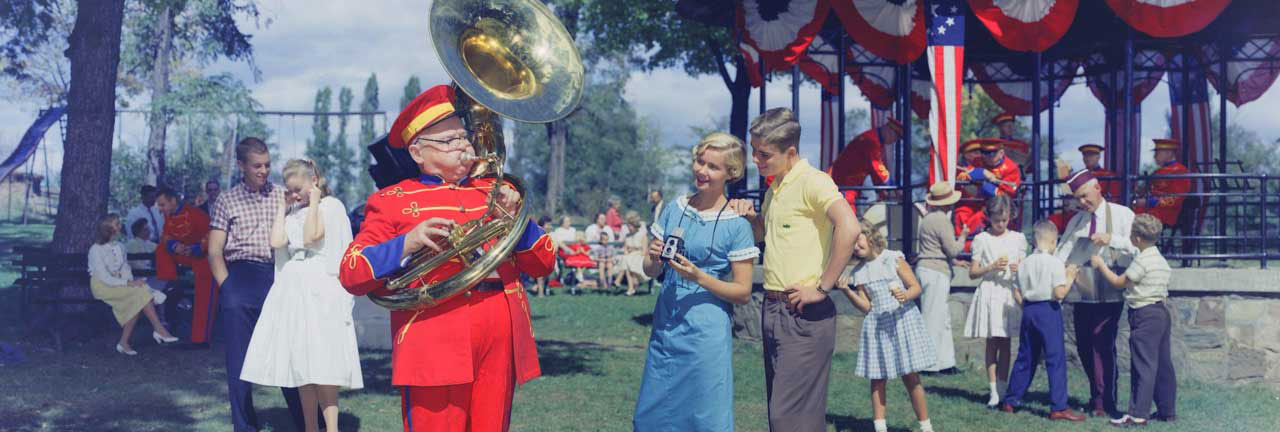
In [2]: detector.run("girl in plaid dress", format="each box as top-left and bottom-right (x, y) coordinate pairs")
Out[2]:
(840, 224), (936, 432)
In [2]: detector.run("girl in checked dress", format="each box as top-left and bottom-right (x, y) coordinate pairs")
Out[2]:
(840, 224), (935, 432)
(963, 195), (1026, 407)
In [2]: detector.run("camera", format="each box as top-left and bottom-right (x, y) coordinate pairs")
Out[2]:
(660, 228), (685, 262)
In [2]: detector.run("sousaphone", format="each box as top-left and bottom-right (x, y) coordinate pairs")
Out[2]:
(368, 0), (584, 310)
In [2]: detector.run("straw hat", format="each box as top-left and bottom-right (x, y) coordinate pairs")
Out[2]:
(925, 182), (962, 206)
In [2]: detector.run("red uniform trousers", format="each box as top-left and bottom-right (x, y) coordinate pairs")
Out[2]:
(401, 290), (516, 432)
(159, 254), (217, 344)
(953, 202), (985, 251)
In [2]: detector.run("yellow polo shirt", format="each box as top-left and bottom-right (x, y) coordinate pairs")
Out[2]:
(761, 159), (844, 291)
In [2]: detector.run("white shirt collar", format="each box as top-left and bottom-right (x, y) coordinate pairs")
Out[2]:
(674, 194), (740, 222)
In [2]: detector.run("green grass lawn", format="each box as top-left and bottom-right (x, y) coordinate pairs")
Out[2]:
(2, 223), (1278, 431)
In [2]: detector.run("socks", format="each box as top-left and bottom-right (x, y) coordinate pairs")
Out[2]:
(919, 419), (934, 432)
(987, 381), (1001, 406)
(873, 419), (887, 432)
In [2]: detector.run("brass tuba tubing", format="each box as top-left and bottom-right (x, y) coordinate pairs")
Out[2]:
(366, 0), (582, 311)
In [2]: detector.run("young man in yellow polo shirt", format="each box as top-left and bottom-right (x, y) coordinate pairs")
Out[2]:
(730, 107), (861, 432)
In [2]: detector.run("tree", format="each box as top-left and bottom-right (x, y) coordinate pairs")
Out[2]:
(400, 75), (421, 110)
(576, 1), (753, 191)
(55, 0), (127, 252)
(306, 87), (333, 180)
(1162, 107), (1280, 175)
(120, 0), (260, 186)
(0, 0), (75, 105)
(333, 86), (356, 204)
(510, 64), (676, 219)
(357, 73), (380, 199)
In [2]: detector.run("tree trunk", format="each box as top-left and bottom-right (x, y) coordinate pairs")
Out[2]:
(544, 121), (567, 217)
(145, 5), (174, 186)
(52, 0), (126, 253)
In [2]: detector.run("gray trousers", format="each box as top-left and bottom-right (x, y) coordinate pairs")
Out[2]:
(762, 295), (836, 432)
(916, 266), (956, 371)
(1127, 302), (1177, 419)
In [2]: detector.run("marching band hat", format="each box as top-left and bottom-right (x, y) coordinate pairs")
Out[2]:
(1066, 169), (1096, 192)
(389, 85), (458, 149)
(1152, 138), (1180, 152)
(991, 112), (1016, 125)
(961, 140), (984, 153)
(1078, 143), (1104, 154)
(971, 138), (1005, 152)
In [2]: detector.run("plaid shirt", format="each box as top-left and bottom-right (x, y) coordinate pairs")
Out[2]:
(210, 182), (284, 263)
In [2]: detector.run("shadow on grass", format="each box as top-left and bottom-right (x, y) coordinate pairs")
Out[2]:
(923, 384), (1089, 418)
(631, 313), (653, 327)
(826, 414), (913, 432)
(536, 339), (610, 377)
(256, 407), (363, 431)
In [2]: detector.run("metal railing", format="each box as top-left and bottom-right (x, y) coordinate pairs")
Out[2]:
(735, 173), (1280, 268)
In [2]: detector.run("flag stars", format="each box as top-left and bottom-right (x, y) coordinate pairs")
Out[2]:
(946, 17), (955, 26)
(937, 25), (947, 35)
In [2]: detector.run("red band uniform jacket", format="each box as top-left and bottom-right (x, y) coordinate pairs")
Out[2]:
(338, 175), (555, 387)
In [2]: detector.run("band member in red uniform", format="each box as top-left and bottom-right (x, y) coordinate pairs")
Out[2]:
(993, 112), (1016, 140)
(955, 139), (1020, 239)
(153, 187), (216, 346)
(338, 86), (555, 432)
(826, 118), (898, 215)
(953, 140), (986, 239)
(1133, 138), (1191, 227)
(1079, 144), (1121, 202)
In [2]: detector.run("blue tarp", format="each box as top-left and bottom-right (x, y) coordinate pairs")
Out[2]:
(0, 106), (65, 182)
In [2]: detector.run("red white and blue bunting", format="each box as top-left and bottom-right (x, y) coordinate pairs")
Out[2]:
(967, 0), (1078, 52)
(1104, 0), (1232, 38)
(1202, 37), (1280, 107)
(831, 0), (927, 65)
(737, 0), (831, 87)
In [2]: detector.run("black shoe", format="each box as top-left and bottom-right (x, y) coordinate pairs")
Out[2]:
(939, 367), (961, 375)
(1150, 412), (1177, 423)
(177, 342), (209, 350)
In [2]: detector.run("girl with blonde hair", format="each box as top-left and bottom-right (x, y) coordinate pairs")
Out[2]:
(88, 213), (180, 355)
(241, 159), (362, 432)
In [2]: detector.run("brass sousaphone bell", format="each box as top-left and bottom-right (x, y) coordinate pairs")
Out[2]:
(367, 0), (584, 310)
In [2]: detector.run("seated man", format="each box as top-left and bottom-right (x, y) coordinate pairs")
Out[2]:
(953, 140), (986, 239)
(826, 118), (898, 217)
(154, 187), (215, 347)
(1133, 139), (1191, 228)
(956, 138), (1021, 239)
(1080, 143), (1121, 202)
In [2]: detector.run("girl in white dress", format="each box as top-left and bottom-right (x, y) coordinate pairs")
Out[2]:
(240, 159), (362, 432)
(962, 195), (1026, 407)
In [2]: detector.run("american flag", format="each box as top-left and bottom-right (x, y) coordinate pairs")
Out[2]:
(1169, 53), (1213, 220)
(926, 0), (965, 186)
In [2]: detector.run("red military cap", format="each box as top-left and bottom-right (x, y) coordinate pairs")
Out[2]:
(991, 112), (1016, 125)
(1078, 143), (1104, 154)
(389, 85), (458, 149)
(961, 140), (984, 153)
(967, 138), (1005, 151)
(1152, 138), (1180, 152)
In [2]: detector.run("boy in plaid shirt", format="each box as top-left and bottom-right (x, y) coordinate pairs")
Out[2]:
(1000, 220), (1086, 421)
(1094, 214), (1176, 427)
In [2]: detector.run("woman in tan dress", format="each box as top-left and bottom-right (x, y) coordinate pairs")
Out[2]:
(613, 211), (650, 296)
(88, 214), (179, 355)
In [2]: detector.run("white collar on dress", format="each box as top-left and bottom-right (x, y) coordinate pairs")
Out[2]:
(674, 194), (740, 222)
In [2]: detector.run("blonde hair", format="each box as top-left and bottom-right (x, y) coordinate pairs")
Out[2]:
(692, 132), (747, 182)
(282, 159), (331, 198)
(624, 210), (642, 227)
(985, 194), (1013, 218)
(854, 220), (888, 262)
(95, 213), (121, 245)
(748, 107), (801, 151)
(1132, 214), (1163, 243)
(1033, 220), (1059, 242)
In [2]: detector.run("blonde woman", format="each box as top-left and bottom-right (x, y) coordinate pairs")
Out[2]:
(634, 132), (759, 430)
(88, 214), (179, 355)
(612, 211), (650, 296)
(240, 159), (362, 432)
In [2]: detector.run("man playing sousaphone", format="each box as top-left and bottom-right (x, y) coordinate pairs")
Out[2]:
(338, 85), (556, 431)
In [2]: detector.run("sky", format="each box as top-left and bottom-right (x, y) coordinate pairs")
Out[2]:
(2, 0), (1279, 188)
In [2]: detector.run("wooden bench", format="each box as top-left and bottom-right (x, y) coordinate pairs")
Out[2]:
(8, 246), (187, 351)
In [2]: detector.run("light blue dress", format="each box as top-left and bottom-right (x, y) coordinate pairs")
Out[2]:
(633, 196), (759, 432)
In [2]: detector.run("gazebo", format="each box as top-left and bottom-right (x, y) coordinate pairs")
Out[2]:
(682, 0), (1280, 266)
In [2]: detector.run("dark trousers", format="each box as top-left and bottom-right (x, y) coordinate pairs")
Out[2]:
(221, 261), (304, 432)
(762, 295), (836, 432)
(1128, 302), (1177, 419)
(1004, 301), (1070, 411)
(1072, 301), (1124, 415)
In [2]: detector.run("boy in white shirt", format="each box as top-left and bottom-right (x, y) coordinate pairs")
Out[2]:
(1094, 214), (1177, 427)
(1000, 220), (1085, 421)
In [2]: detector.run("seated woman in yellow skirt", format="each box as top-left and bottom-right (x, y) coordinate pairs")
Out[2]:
(88, 213), (180, 355)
